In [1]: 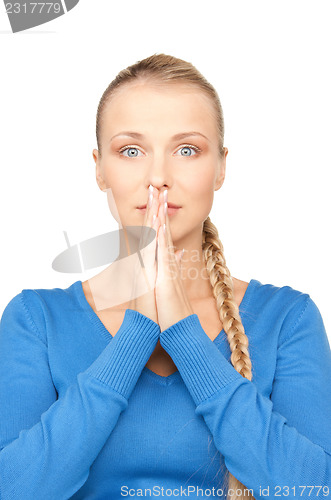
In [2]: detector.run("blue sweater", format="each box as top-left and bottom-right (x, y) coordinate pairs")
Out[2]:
(0, 278), (330, 499)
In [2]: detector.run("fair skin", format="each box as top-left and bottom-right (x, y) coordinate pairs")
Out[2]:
(82, 81), (249, 376)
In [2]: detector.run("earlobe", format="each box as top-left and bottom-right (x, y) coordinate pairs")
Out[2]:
(96, 171), (107, 192)
(214, 175), (225, 191)
(215, 153), (227, 191)
(219, 147), (228, 188)
(94, 149), (107, 192)
(96, 175), (107, 193)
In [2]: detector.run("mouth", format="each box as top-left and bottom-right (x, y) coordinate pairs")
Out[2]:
(136, 203), (182, 216)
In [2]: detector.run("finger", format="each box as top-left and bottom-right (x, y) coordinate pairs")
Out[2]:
(136, 187), (159, 288)
(140, 210), (159, 274)
(133, 214), (160, 296)
(161, 191), (176, 266)
(156, 219), (166, 284)
(140, 186), (160, 262)
(140, 185), (158, 248)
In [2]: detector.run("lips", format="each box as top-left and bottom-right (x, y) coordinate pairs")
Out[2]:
(137, 203), (181, 209)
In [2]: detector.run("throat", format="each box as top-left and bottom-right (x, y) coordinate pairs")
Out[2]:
(145, 340), (178, 376)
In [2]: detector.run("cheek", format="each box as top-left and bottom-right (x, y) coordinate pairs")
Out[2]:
(105, 189), (122, 224)
(101, 162), (124, 187)
(188, 170), (215, 197)
(184, 172), (215, 219)
(102, 164), (133, 203)
(105, 183), (133, 225)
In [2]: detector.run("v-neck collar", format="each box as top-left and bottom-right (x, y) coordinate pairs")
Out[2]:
(71, 278), (258, 384)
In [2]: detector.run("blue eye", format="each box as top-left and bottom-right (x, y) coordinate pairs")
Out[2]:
(175, 145), (200, 156)
(120, 147), (143, 157)
(118, 144), (201, 157)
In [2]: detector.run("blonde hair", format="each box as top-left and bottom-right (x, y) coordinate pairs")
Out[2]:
(95, 53), (254, 500)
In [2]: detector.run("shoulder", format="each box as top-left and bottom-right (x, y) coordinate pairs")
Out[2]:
(19, 281), (77, 313)
(233, 277), (309, 314)
(247, 278), (326, 346)
(0, 281), (79, 344)
(249, 277), (309, 309)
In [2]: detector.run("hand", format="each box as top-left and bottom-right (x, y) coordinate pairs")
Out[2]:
(155, 189), (194, 332)
(128, 185), (160, 324)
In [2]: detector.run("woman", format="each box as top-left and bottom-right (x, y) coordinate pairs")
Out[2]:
(0, 53), (330, 500)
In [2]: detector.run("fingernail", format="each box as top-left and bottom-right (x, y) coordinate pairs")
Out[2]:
(149, 184), (154, 193)
(163, 223), (166, 234)
(164, 189), (168, 203)
(164, 202), (167, 215)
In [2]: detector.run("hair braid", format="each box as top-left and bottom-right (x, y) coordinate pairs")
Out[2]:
(203, 216), (255, 499)
(202, 217), (253, 381)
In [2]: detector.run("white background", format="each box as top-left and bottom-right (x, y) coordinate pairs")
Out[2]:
(0, 1), (330, 339)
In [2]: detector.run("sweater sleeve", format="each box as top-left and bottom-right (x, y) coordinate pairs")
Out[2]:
(0, 291), (159, 500)
(159, 296), (331, 499)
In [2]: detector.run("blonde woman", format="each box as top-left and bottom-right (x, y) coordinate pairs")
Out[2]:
(0, 54), (330, 500)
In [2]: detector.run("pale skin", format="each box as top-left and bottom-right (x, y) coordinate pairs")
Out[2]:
(82, 82), (249, 376)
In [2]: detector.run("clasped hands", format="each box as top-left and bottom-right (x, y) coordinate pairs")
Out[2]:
(129, 185), (194, 333)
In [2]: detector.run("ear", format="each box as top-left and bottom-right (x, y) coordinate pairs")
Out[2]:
(93, 148), (107, 192)
(214, 147), (228, 191)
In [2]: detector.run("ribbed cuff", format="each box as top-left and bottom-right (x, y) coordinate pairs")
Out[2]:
(160, 314), (242, 406)
(85, 309), (160, 400)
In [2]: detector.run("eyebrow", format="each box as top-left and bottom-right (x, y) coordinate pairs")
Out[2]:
(109, 131), (210, 143)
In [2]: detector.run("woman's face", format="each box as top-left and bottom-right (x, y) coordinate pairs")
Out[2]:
(93, 82), (227, 244)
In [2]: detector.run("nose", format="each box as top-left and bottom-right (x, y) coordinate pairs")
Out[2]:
(146, 154), (172, 194)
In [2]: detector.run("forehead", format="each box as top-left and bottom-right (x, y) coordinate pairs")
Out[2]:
(101, 82), (218, 141)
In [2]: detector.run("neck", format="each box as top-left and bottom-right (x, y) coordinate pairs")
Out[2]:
(120, 223), (215, 302)
(88, 223), (215, 311)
